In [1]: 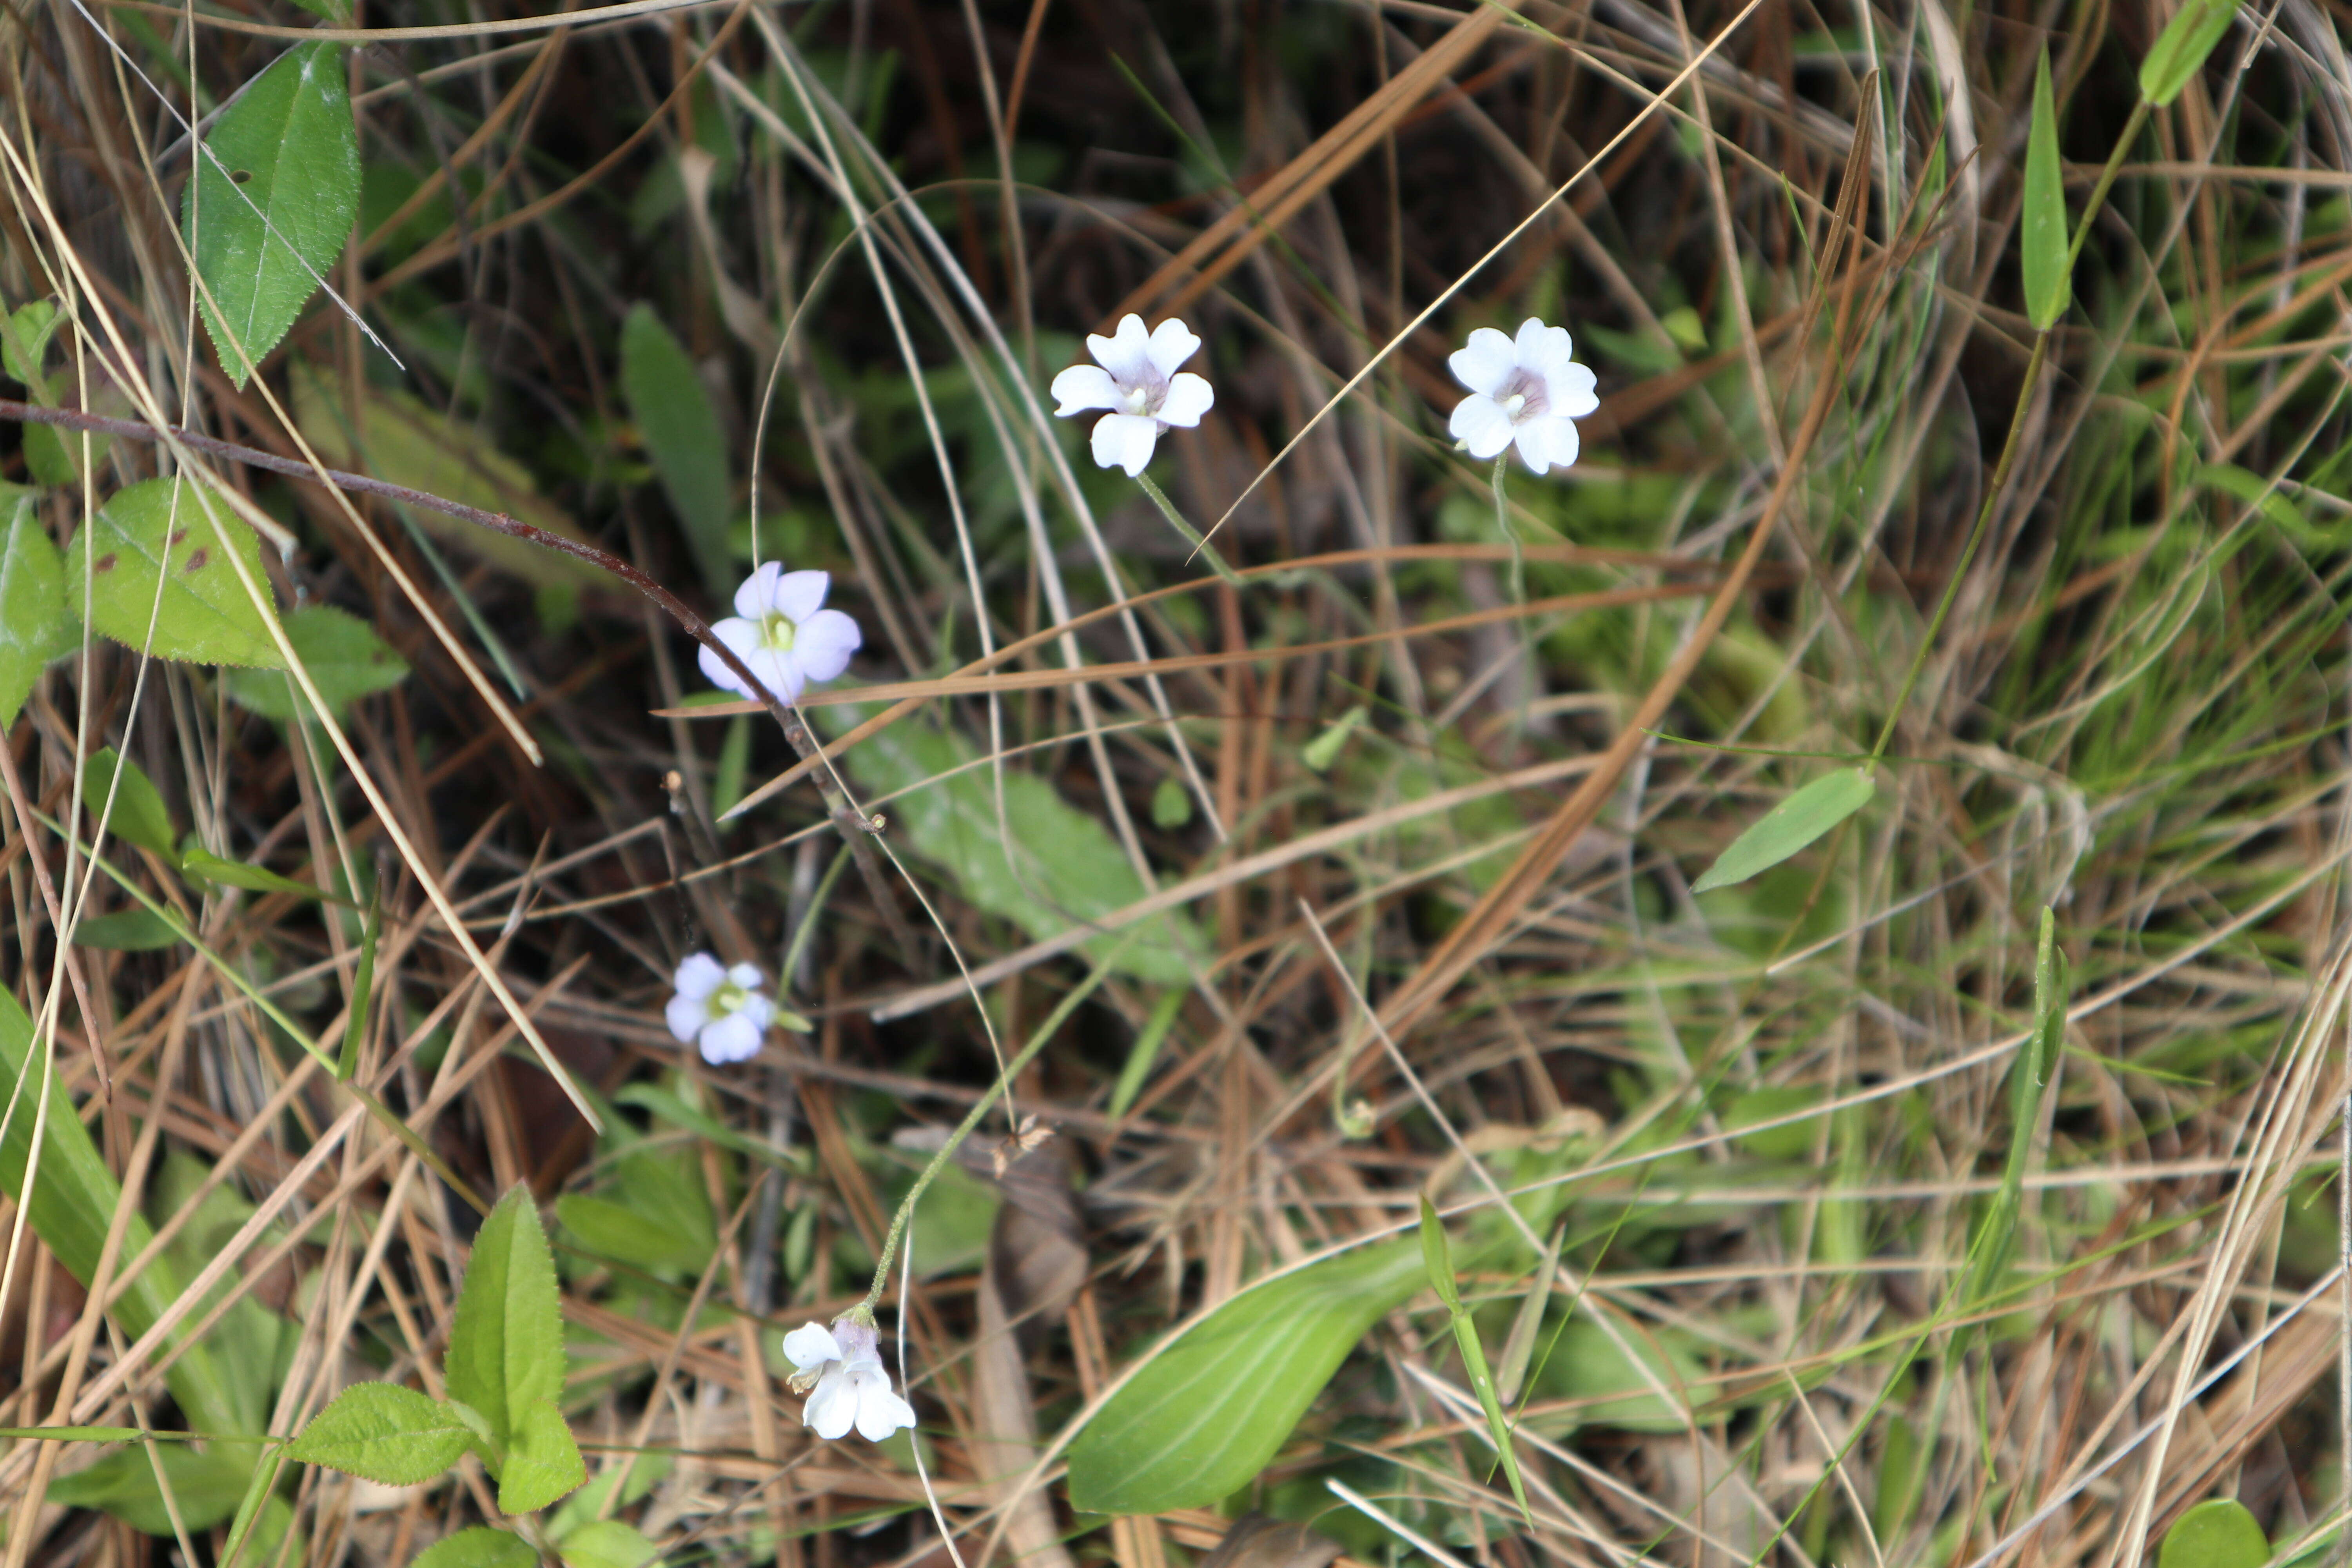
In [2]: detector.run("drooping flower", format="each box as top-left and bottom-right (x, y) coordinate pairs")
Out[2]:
(1051, 314), (1215, 477)
(1447, 318), (1599, 475)
(666, 953), (775, 1065)
(782, 1317), (918, 1442)
(700, 563), (862, 704)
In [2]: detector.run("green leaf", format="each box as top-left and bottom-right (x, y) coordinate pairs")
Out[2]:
(499, 1396), (586, 1514)
(226, 605), (409, 720)
(286, 1383), (472, 1485)
(620, 303), (735, 596)
(1723, 1085), (1828, 1160)
(24, 421), (80, 486)
(557, 1193), (715, 1273)
(558, 1519), (662, 1568)
(338, 885), (381, 1080)
(0, 1425), (148, 1441)
(148, 1150), (290, 1436)
(1108, 987), (1185, 1120)
(285, 0), (354, 20)
(822, 706), (1211, 984)
(1067, 1240), (1427, 1514)
(1417, 1196), (1460, 1310)
(2022, 48), (2072, 332)
(182, 43), (361, 383)
(2140, 0), (2241, 107)
(82, 747), (178, 861)
(179, 842), (342, 903)
(1537, 1316), (1717, 1433)
(1149, 773), (1192, 829)
(1968, 908), (2065, 1316)
(1302, 705), (1367, 773)
(0, 498), (73, 728)
(2159, 1500), (2271, 1568)
(1692, 767), (1873, 893)
(547, 1450), (673, 1540)
(45, 1444), (252, 1533)
(2, 299), (62, 383)
(65, 479), (283, 668)
(413, 1527), (542, 1568)
(69, 908), (183, 951)
(445, 1185), (567, 1467)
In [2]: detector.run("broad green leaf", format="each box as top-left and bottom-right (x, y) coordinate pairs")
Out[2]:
(1692, 767), (1873, 893)
(69, 908), (183, 950)
(82, 747), (178, 861)
(292, 365), (602, 592)
(1724, 1085), (1828, 1160)
(65, 479), (283, 668)
(287, 1383), (472, 1485)
(823, 706), (1211, 983)
(2, 299), (61, 383)
(226, 605), (409, 720)
(446, 1185), (566, 1465)
(182, 43), (361, 383)
(414, 1527), (541, 1568)
(2159, 1500), (2270, 1568)
(620, 303), (734, 596)
(1067, 1240), (1426, 1514)
(1536, 1316), (1717, 1433)
(148, 1150), (290, 1435)
(499, 1396), (586, 1514)
(45, 1444), (251, 1533)
(2140, 0), (2241, 107)
(24, 420), (80, 486)
(0, 499), (72, 727)
(558, 1519), (661, 1568)
(557, 1193), (715, 1273)
(0, 992), (251, 1438)
(179, 844), (335, 902)
(2022, 49), (2071, 331)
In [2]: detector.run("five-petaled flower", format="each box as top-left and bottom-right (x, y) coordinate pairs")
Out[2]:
(1448, 318), (1599, 476)
(666, 953), (775, 1065)
(783, 1317), (918, 1442)
(1051, 314), (1215, 477)
(701, 563), (862, 704)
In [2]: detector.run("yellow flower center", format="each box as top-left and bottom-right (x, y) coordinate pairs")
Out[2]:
(760, 611), (799, 652)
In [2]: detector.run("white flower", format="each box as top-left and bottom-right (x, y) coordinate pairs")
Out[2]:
(1447, 318), (1599, 475)
(1051, 314), (1216, 477)
(782, 1317), (917, 1442)
(665, 953), (775, 1065)
(700, 563), (862, 703)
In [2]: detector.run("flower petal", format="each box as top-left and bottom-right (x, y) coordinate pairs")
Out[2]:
(790, 610), (861, 684)
(673, 952), (725, 1001)
(1144, 318), (1202, 378)
(1513, 415), (1579, 475)
(771, 569), (830, 624)
(1448, 327), (1517, 394)
(1514, 317), (1575, 381)
(805, 1370), (857, 1439)
(699, 1010), (764, 1064)
(782, 1322), (844, 1371)
(1051, 363), (1124, 417)
(666, 992), (708, 1045)
(1543, 359), (1599, 419)
(733, 562), (784, 621)
(851, 1372), (918, 1442)
(1541, 414), (1582, 472)
(1157, 372), (1214, 429)
(1090, 412), (1161, 476)
(701, 616), (782, 699)
(1449, 394), (1514, 460)
(726, 962), (764, 991)
(735, 991), (777, 1033)
(1087, 314), (1154, 388)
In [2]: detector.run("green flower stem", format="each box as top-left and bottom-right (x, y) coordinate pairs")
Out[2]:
(1134, 471), (1244, 588)
(1492, 456), (1525, 608)
(859, 935), (1132, 1312)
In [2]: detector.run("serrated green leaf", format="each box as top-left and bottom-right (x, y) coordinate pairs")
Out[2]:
(558, 1519), (661, 1568)
(1692, 767), (1874, 893)
(822, 706), (1210, 983)
(2022, 49), (2072, 331)
(226, 604), (409, 720)
(499, 1396), (586, 1514)
(2140, 0), (2240, 107)
(414, 1527), (541, 1568)
(182, 43), (360, 383)
(287, 1383), (472, 1485)
(557, 1193), (715, 1274)
(1067, 1240), (1426, 1514)
(446, 1185), (566, 1467)
(620, 303), (734, 596)
(68, 908), (183, 950)
(0, 499), (73, 727)
(2160, 1500), (2271, 1568)
(82, 747), (178, 861)
(65, 479), (283, 668)
(45, 1444), (252, 1533)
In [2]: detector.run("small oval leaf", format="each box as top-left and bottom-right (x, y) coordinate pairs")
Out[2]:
(1692, 767), (1875, 893)
(287, 1382), (472, 1485)
(620, 303), (735, 596)
(2158, 1500), (2270, 1568)
(2140, 0), (2241, 107)
(414, 1527), (542, 1568)
(1, 499), (73, 727)
(69, 908), (183, 951)
(557, 1519), (662, 1568)
(66, 480), (283, 668)
(82, 747), (178, 862)
(2022, 48), (2072, 331)
(226, 605), (409, 720)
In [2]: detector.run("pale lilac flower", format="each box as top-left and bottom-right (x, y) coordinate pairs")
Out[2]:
(1448, 318), (1599, 475)
(665, 953), (774, 1065)
(699, 563), (862, 703)
(782, 1317), (917, 1442)
(1051, 314), (1215, 477)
